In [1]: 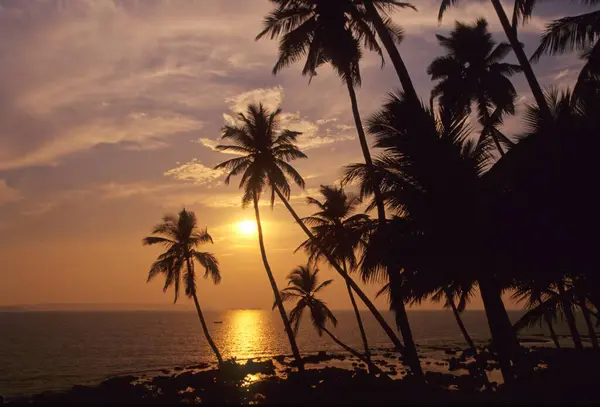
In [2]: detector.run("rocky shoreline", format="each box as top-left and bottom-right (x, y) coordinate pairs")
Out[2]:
(3, 346), (600, 405)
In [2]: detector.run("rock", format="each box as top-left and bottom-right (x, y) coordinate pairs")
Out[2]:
(174, 366), (184, 371)
(161, 369), (170, 374)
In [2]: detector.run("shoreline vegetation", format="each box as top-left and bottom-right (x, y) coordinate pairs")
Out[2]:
(5, 345), (599, 405)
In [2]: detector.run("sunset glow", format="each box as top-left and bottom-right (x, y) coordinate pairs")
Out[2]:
(236, 220), (258, 236)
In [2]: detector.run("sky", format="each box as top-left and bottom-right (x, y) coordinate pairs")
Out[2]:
(0, 0), (592, 311)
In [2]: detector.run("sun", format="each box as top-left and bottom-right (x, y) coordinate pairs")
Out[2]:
(236, 220), (257, 236)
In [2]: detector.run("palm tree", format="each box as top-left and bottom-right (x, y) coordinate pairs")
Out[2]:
(257, 3), (424, 378)
(438, 0), (553, 122)
(428, 19), (521, 156)
(360, 0), (420, 103)
(142, 209), (223, 366)
(213, 104), (305, 371)
(214, 103), (407, 356)
(530, 5), (600, 100)
(343, 92), (519, 383)
(511, 279), (562, 349)
(296, 185), (372, 363)
(513, 282), (584, 351)
(256, 0), (402, 225)
(278, 264), (382, 373)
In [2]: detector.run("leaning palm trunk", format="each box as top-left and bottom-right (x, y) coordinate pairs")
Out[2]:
(273, 187), (405, 354)
(558, 284), (584, 351)
(184, 258), (224, 366)
(362, 0), (419, 105)
(388, 271), (425, 379)
(448, 291), (476, 350)
(345, 79), (387, 223)
(538, 295), (561, 349)
(343, 261), (372, 364)
(478, 277), (519, 384)
(580, 302), (599, 350)
(320, 325), (383, 375)
(344, 77), (424, 380)
(447, 291), (491, 389)
(252, 194), (304, 370)
(489, 0), (552, 122)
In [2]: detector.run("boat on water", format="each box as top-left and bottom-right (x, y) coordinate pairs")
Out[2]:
(213, 321), (223, 324)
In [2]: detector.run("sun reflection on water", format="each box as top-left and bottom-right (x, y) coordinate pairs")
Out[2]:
(223, 310), (267, 359)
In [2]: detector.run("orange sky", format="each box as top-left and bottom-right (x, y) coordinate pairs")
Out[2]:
(0, 0), (589, 311)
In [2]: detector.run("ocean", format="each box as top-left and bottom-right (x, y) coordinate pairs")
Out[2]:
(0, 309), (584, 398)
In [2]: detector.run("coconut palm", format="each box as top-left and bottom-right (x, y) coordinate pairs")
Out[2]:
(213, 104), (305, 370)
(530, 5), (600, 99)
(257, 2), (425, 375)
(438, 0), (553, 122)
(511, 279), (563, 349)
(428, 19), (521, 156)
(296, 185), (372, 363)
(142, 209), (223, 366)
(278, 264), (381, 373)
(513, 281), (584, 351)
(214, 103), (407, 356)
(487, 87), (600, 354)
(256, 0), (411, 225)
(360, 0), (420, 103)
(343, 92), (520, 383)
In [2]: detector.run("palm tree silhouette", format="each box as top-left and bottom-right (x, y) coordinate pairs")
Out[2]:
(530, 4), (600, 100)
(438, 0), (553, 122)
(360, 0), (420, 103)
(511, 278), (562, 349)
(428, 19), (521, 156)
(213, 104), (306, 371)
(256, 0), (407, 224)
(344, 92), (519, 383)
(296, 185), (373, 365)
(142, 209), (224, 366)
(278, 264), (381, 373)
(513, 281), (584, 351)
(214, 103), (406, 358)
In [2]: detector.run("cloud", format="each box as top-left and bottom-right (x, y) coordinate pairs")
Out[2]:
(225, 85), (284, 113)
(0, 180), (22, 206)
(0, 113), (203, 171)
(554, 69), (570, 80)
(164, 159), (225, 185)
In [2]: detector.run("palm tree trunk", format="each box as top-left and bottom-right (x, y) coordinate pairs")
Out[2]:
(448, 291), (476, 350)
(447, 291), (491, 389)
(184, 257), (224, 366)
(191, 290), (224, 366)
(558, 284), (584, 351)
(538, 295), (561, 349)
(345, 77), (424, 381)
(489, 0), (552, 122)
(345, 79), (387, 224)
(252, 193), (304, 371)
(272, 186), (405, 354)
(342, 261), (371, 363)
(478, 277), (518, 384)
(477, 92), (505, 156)
(388, 270), (425, 379)
(320, 325), (383, 375)
(580, 302), (599, 350)
(362, 0), (419, 105)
